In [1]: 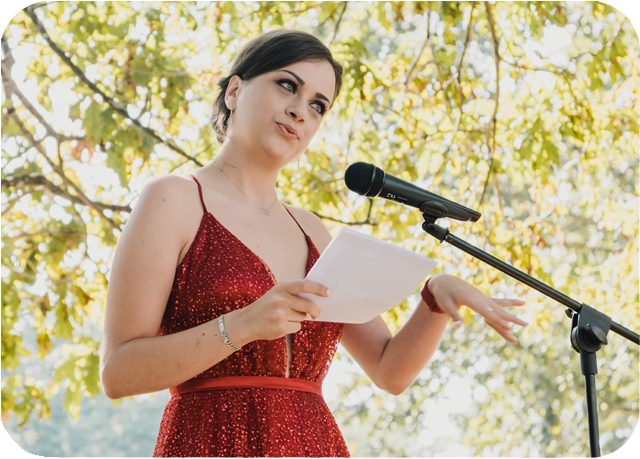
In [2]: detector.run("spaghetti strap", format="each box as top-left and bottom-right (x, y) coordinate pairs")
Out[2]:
(189, 174), (208, 214)
(283, 205), (308, 237)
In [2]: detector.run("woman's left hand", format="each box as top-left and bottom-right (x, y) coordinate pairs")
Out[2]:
(427, 274), (529, 344)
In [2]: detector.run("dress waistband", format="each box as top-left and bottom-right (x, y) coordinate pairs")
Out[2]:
(170, 376), (323, 397)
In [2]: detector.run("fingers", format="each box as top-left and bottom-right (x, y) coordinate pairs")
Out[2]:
(266, 298), (318, 335)
(485, 300), (529, 327)
(499, 309), (529, 328)
(284, 279), (331, 298)
(474, 298), (528, 327)
(488, 321), (519, 344)
(428, 275), (528, 344)
(469, 299), (509, 329)
(289, 297), (322, 321)
(461, 297), (528, 343)
(249, 281), (327, 340)
(279, 281), (325, 320)
(491, 298), (526, 307)
(287, 308), (311, 323)
(483, 300), (529, 343)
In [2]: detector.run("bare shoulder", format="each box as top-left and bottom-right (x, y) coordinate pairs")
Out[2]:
(132, 174), (199, 220)
(283, 204), (333, 253)
(138, 173), (196, 207)
(123, 173), (203, 248)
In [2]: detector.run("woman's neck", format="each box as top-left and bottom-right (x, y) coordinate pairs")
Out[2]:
(207, 142), (283, 207)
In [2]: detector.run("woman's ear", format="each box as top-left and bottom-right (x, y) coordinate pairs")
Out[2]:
(225, 75), (243, 111)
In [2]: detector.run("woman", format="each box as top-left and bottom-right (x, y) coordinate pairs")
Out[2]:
(99, 30), (527, 457)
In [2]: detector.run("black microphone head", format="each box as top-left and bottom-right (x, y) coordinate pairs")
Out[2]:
(345, 162), (384, 197)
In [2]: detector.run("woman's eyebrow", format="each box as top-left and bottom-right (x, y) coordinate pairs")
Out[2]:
(281, 69), (331, 105)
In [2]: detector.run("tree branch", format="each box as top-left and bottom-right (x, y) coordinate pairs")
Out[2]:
(2, 173), (131, 213)
(420, 29), (440, 79)
(435, 3), (475, 172)
(2, 40), (84, 144)
(3, 230), (87, 241)
(501, 58), (588, 123)
(293, 1), (323, 17)
(417, 17), (456, 119)
(480, 1), (502, 208)
(404, 2), (432, 89)
(454, 2), (476, 109)
(485, 1), (501, 136)
(1, 37), (83, 145)
(502, 58), (566, 76)
(24, 6), (204, 167)
(319, 2), (341, 27)
(1, 189), (30, 217)
(311, 198), (374, 226)
(478, 155), (495, 209)
(7, 110), (123, 230)
(328, 2), (348, 47)
(30, 1), (56, 10)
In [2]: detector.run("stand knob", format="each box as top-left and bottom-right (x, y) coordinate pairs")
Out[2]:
(585, 324), (608, 348)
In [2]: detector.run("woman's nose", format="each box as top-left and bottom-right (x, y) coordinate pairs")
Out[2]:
(286, 100), (307, 122)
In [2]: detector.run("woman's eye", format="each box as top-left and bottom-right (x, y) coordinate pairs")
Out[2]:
(312, 103), (327, 116)
(278, 79), (296, 92)
(278, 79), (326, 115)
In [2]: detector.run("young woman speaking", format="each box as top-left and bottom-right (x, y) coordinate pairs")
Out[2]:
(100, 29), (527, 457)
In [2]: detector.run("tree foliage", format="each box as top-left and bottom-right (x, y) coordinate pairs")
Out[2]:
(2, 1), (638, 456)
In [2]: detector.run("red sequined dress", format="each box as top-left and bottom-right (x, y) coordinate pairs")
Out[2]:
(153, 175), (349, 457)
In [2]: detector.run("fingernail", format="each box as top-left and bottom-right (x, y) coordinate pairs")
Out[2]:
(454, 320), (463, 330)
(326, 289), (331, 297)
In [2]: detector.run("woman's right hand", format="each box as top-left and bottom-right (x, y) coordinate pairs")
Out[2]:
(224, 280), (329, 344)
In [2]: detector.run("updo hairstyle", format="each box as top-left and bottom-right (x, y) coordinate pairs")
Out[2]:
(210, 29), (343, 144)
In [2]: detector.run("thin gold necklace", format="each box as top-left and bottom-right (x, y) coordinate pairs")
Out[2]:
(212, 161), (279, 216)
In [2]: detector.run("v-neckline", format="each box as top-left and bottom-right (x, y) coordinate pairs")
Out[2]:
(205, 210), (314, 380)
(205, 210), (313, 286)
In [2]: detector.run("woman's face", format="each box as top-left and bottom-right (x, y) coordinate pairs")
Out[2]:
(225, 59), (336, 164)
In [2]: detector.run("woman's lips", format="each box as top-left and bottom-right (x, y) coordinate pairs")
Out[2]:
(277, 123), (298, 140)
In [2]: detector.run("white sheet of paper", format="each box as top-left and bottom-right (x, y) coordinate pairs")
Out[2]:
(299, 227), (437, 323)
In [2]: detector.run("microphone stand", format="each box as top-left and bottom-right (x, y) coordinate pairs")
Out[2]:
(420, 213), (639, 458)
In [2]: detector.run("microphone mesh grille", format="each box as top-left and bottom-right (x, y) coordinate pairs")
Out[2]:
(370, 166), (384, 196)
(344, 162), (384, 197)
(345, 162), (374, 194)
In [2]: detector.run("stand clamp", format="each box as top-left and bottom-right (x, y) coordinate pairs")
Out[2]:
(565, 306), (612, 457)
(420, 202), (449, 242)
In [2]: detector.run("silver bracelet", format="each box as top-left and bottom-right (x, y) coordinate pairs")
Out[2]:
(218, 314), (241, 351)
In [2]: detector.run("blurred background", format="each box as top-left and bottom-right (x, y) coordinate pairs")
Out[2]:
(2, 1), (638, 456)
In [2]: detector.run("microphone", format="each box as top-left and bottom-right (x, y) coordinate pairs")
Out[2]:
(344, 162), (482, 222)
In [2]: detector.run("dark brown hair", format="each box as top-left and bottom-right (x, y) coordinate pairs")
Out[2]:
(210, 29), (343, 144)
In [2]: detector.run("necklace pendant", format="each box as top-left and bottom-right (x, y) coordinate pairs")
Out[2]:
(265, 209), (271, 216)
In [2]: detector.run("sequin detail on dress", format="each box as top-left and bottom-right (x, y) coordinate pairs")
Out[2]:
(153, 174), (348, 457)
